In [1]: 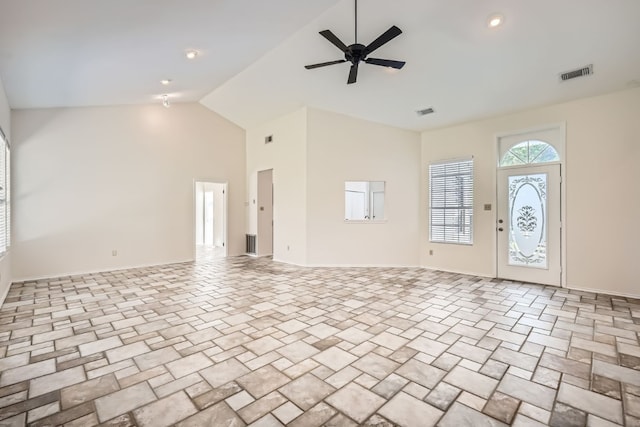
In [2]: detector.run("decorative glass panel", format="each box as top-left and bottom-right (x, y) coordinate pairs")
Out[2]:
(500, 140), (560, 166)
(508, 173), (548, 268)
(528, 140), (548, 161)
(536, 147), (561, 163)
(500, 151), (525, 166)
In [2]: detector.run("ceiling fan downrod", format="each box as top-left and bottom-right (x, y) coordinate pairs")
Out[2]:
(354, 0), (358, 44)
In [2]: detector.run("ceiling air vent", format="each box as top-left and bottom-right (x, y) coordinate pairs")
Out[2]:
(416, 107), (435, 116)
(560, 64), (593, 82)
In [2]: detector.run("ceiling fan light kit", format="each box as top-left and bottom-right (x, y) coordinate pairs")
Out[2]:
(305, 0), (405, 84)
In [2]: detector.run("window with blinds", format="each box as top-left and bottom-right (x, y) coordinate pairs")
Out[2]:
(0, 127), (9, 255)
(429, 158), (473, 244)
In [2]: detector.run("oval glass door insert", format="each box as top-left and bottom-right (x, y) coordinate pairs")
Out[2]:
(508, 173), (547, 269)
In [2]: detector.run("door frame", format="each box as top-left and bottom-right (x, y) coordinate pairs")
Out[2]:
(496, 163), (562, 286)
(495, 123), (567, 287)
(193, 180), (228, 259)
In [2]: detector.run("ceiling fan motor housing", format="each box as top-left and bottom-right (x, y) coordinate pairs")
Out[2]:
(346, 44), (367, 64)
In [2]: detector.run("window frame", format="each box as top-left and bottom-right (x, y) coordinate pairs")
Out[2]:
(429, 157), (474, 245)
(499, 140), (560, 167)
(0, 126), (9, 257)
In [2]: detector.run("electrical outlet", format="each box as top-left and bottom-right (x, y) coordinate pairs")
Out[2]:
(287, 245), (290, 251)
(429, 250), (433, 255)
(112, 250), (117, 256)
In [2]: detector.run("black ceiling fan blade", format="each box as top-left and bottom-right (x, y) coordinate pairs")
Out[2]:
(319, 30), (348, 52)
(304, 60), (347, 70)
(364, 25), (402, 55)
(365, 58), (406, 69)
(347, 63), (359, 84)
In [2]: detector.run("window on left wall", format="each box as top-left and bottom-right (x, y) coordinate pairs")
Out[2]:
(0, 127), (9, 255)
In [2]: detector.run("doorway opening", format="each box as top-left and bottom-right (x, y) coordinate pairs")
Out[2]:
(195, 181), (227, 262)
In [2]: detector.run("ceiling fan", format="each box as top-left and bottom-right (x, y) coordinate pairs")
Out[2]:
(304, 0), (405, 84)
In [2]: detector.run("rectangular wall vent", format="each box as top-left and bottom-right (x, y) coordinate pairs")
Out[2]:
(264, 135), (273, 144)
(416, 107), (435, 116)
(246, 234), (256, 254)
(560, 64), (593, 81)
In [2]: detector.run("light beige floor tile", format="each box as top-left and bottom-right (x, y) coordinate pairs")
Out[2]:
(325, 383), (385, 423)
(94, 382), (156, 422)
(312, 347), (357, 371)
(279, 373), (335, 410)
(29, 366), (86, 397)
(378, 391), (443, 427)
(2, 257), (640, 426)
(133, 391), (198, 427)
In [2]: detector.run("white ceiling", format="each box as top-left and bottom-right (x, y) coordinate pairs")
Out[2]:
(1, 0), (640, 131)
(0, 0), (340, 108)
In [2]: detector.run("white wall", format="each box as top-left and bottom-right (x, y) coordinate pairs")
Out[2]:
(421, 87), (640, 296)
(246, 108), (307, 264)
(0, 76), (11, 304)
(11, 103), (245, 280)
(306, 108), (421, 266)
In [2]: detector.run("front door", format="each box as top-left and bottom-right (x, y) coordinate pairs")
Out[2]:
(497, 164), (561, 286)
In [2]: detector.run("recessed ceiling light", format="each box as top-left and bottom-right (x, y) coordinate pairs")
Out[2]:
(161, 79), (172, 85)
(185, 50), (199, 59)
(487, 14), (504, 28)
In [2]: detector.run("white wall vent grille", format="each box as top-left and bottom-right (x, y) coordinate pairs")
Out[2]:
(416, 107), (435, 116)
(560, 64), (593, 81)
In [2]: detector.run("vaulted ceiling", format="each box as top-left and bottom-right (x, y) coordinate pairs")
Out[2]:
(1, 0), (639, 131)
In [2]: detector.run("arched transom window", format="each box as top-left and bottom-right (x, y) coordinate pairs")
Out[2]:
(500, 140), (560, 167)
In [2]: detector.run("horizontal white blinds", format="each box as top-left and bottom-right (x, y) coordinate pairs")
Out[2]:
(0, 133), (6, 254)
(429, 158), (473, 244)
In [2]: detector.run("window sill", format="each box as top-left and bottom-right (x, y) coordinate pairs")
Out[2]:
(429, 240), (473, 246)
(344, 219), (387, 224)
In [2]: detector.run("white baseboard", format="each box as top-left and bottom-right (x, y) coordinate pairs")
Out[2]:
(420, 265), (494, 279)
(11, 258), (195, 284)
(564, 284), (640, 300)
(297, 262), (421, 268)
(0, 282), (10, 308)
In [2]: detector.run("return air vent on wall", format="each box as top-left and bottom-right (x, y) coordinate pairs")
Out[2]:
(560, 64), (593, 82)
(246, 234), (256, 254)
(416, 107), (435, 116)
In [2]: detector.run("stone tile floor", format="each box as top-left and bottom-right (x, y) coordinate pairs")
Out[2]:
(1, 256), (639, 426)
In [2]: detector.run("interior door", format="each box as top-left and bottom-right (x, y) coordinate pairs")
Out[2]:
(497, 164), (561, 286)
(257, 169), (273, 256)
